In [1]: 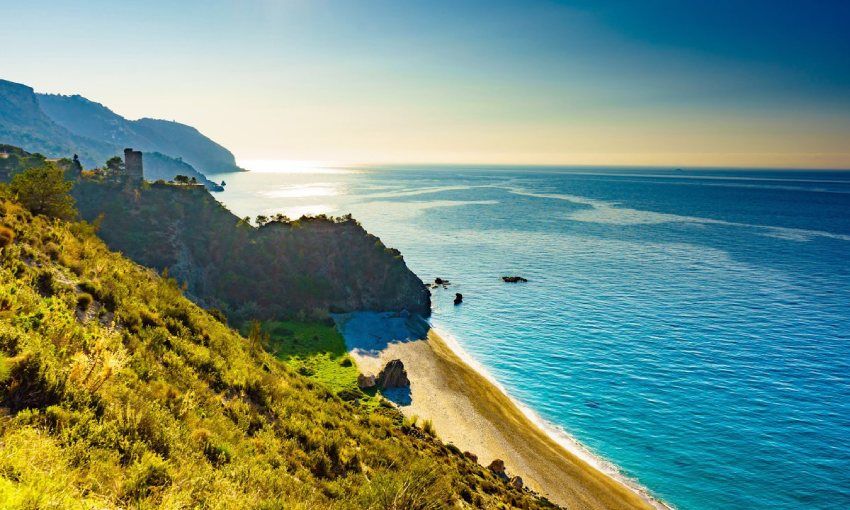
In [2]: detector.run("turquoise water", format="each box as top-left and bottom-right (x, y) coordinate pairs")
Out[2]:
(207, 166), (850, 510)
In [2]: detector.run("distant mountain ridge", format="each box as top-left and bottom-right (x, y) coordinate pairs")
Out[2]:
(0, 79), (242, 190)
(37, 92), (242, 174)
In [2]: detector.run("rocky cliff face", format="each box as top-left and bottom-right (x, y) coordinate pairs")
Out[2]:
(72, 180), (431, 321)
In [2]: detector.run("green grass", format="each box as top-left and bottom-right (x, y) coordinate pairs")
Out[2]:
(256, 321), (355, 392)
(256, 320), (382, 410)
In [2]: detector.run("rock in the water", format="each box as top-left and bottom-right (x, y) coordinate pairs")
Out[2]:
(377, 359), (410, 389)
(357, 373), (376, 389)
(454, 293), (463, 305)
(488, 459), (505, 475)
(435, 277), (449, 285)
(509, 476), (524, 489)
(502, 276), (528, 283)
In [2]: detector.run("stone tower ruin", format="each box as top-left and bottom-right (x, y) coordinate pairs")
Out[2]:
(123, 148), (143, 182)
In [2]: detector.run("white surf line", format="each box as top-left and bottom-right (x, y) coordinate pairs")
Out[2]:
(433, 325), (674, 510)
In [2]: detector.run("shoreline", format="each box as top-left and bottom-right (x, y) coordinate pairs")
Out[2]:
(344, 315), (670, 510)
(431, 328), (672, 510)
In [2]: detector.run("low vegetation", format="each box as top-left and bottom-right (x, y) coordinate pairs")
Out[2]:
(0, 171), (557, 508)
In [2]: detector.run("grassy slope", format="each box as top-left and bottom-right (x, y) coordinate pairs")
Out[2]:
(0, 194), (558, 509)
(258, 321), (360, 394)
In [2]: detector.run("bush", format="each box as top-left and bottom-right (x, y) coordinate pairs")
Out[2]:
(422, 419), (435, 436)
(122, 451), (171, 501)
(9, 164), (77, 220)
(0, 225), (14, 249)
(357, 460), (451, 510)
(36, 270), (55, 296)
(0, 353), (65, 412)
(207, 307), (227, 324)
(76, 292), (93, 311)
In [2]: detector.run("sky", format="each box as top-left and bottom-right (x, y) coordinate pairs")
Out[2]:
(2, 0), (850, 168)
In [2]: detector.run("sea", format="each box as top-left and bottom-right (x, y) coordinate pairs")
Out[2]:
(206, 165), (850, 510)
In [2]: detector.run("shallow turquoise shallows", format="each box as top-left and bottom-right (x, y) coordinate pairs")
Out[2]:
(207, 166), (850, 510)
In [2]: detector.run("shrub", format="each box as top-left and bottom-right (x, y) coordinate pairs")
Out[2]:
(422, 419), (435, 436)
(357, 460), (451, 510)
(122, 451), (171, 501)
(9, 164), (77, 220)
(0, 355), (9, 383)
(36, 270), (55, 296)
(0, 353), (65, 412)
(76, 292), (93, 311)
(44, 241), (61, 260)
(207, 307), (227, 324)
(0, 225), (14, 248)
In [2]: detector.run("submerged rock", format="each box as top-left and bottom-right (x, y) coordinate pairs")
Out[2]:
(501, 276), (528, 283)
(454, 293), (463, 305)
(377, 359), (410, 389)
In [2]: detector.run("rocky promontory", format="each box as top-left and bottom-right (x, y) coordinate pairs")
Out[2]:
(72, 180), (431, 321)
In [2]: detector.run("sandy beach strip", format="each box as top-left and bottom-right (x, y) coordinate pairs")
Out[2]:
(349, 328), (668, 510)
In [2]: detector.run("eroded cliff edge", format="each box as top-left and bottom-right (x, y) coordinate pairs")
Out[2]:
(72, 180), (431, 321)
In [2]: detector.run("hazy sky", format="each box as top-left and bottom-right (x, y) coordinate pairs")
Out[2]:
(3, 0), (850, 168)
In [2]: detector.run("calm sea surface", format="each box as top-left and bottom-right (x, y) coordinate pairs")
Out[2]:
(207, 166), (850, 510)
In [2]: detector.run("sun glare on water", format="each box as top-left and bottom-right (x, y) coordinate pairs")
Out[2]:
(238, 159), (359, 174)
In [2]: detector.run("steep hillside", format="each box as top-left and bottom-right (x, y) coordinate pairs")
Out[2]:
(0, 80), (113, 165)
(37, 93), (242, 174)
(72, 180), (431, 321)
(132, 118), (240, 174)
(0, 191), (557, 509)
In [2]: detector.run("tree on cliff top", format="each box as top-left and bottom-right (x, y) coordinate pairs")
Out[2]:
(9, 164), (77, 220)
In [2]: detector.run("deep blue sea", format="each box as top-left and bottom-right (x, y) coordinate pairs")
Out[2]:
(207, 166), (850, 510)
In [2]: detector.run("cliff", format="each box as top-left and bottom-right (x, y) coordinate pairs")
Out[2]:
(72, 180), (431, 321)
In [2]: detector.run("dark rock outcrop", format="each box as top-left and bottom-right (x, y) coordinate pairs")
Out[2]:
(376, 359), (410, 389)
(454, 293), (463, 305)
(502, 276), (528, 283)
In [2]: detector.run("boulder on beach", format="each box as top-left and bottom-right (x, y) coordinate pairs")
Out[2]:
(454, 293), (463, 305)
(488, 459), (506, 475)
(502, 276), (528, 283)
(509, 476), (524, 490)
(377, 359), (410, 389)
(357, 373), (376, 389)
